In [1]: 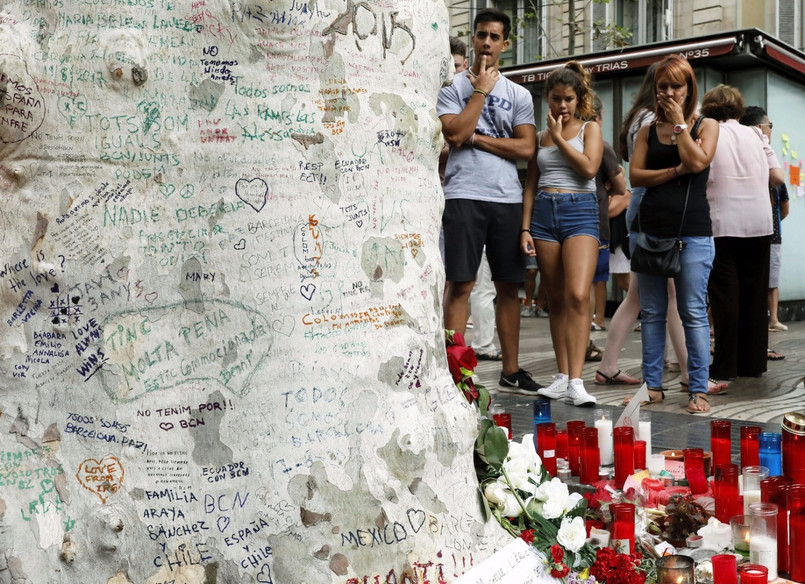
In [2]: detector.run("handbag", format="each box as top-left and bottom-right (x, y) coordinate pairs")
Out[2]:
(630, 117), (703, 277)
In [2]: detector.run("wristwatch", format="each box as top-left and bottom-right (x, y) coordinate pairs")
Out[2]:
(673, 123), (688, 135)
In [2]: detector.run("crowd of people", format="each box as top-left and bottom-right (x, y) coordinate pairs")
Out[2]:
(438, 9), (788, 414)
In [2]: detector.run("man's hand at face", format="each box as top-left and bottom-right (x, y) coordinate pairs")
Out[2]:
(470, 55), (500, 95)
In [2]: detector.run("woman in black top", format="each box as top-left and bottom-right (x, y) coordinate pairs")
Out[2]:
(629, 55), (719, 414)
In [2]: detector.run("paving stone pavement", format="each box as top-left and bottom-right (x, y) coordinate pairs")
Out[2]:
(468, 312), (805, 455)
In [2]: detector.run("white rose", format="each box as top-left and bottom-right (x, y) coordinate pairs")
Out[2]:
(542, 497), (566, 519)
(484, 481), (508, 506)
(539, 478), (571, 519)
(557, 516), (587, 552)
(503, 456), (531, 492)
(501, 489), (523, 517)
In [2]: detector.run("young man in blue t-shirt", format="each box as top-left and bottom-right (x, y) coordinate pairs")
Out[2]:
(437, 8), (542, 394)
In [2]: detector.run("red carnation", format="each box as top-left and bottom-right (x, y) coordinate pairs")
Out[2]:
(550, 563), (570, 579)
(551, 544), (564, 563)
(520, 529), (535, 545)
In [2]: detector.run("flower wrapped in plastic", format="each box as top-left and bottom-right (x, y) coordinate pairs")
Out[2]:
(445, 329), (488, 410)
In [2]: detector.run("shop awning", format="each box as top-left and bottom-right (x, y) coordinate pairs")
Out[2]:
(501, 29), (805, 86)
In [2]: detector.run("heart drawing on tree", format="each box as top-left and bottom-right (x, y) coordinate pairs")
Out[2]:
(75, 455), (125, 504)
(235, 178), (269, 212)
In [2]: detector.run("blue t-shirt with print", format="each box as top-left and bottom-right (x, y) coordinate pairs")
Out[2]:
(437, 71), (535, 204)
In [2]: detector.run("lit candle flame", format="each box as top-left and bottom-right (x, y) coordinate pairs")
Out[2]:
(676, 577), (685, 584)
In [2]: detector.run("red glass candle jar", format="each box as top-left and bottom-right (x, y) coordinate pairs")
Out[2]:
(580, 427), (600, 485)
(741, 426), (762, 470)
(684, 448), (709, 495)
(782, 411), (805, 485)
(711, 419), (732, 469)
(556, 429), (569, 461)
(492, 412), (512, 440)
(739, 564), (768, 584)
(613, 426), (634, 489)
(634, 440), (647, 470)
(712, 554), (737, 584)
(567, 421), (585, 477)
(761, 476), (792, 575)
(610, 502), (635, 554)
(788, 484), (805, 583)
(714, 464), (740, 523)
(536, 422), (557, 477)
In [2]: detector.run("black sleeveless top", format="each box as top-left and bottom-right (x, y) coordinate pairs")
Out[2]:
(631, 122), (712, 237)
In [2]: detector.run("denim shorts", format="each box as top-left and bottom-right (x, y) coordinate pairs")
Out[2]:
(529, 190), (600, 244)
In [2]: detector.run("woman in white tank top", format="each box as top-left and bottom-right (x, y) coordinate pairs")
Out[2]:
(521, 61), (603, 407)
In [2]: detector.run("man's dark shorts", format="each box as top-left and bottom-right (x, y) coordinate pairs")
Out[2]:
(442, 198), (525, 283)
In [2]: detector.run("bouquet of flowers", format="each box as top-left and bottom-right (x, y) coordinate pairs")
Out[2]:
(444, 329), (654, 583)
(476, 430), (597, 577)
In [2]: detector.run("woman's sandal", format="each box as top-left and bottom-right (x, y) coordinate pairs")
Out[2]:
(585, 340), (603, 362)
(622, 388), (664, 406)
(595, 369), (641, 385)
(687, 393), (710, 414)
(679, 379), (729, 395)
(767, 348), (786, 361)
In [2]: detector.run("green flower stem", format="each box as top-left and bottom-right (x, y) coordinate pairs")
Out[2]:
(500, 465), (535, 523)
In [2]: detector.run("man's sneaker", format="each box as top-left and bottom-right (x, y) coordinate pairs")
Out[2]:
(565, 379), (597, 407)
(535, 308), (549, 318)
(499, 369), (544, 395)
(537, 375), (568, 400)
(520, 305), (535, 317)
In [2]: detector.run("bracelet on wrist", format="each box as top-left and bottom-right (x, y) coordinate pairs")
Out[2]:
(520, 229), (530, 233)
(473, 88), (488, 98)
(470, 134), (476, 147)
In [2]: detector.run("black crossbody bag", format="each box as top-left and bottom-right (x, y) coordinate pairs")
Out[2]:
(630, 116), (704, 277)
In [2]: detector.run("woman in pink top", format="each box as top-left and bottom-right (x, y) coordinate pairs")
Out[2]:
(700, 85), (784, 380)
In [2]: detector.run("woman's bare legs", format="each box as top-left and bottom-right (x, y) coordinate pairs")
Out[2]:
(596, 272), (641, 384)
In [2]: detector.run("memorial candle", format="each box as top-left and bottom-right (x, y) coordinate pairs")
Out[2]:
(656, 555), (694, 584)
(610, 503), (635, 554)
(634, 440), (646, 470)
(567, 420), (585, 477)
(731, 515), (751, 556)
(638, 410), (652, 457)
(711, 419), (732, 469)
(536, 423), (557, 477)
(743, 466), (769, 515)
(712, 554), (737, 584)
(683, 448), (708, 494)
(556, 429), (569, 462)
(594, 409), (614, 466)
(580, 427), (600, 485)
(714, 464), (739, 524)
(741, 426), (762, 470)
(613, 426), (634, 489)
(782, 411), (805, 485)
(749, 502), (778, 581)
(789, 484), (805, 583)
(739, 565), (768, 584)
(761, 476), (792, 575)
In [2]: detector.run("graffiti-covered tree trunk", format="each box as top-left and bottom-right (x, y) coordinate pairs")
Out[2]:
(0, 2), (509, 582)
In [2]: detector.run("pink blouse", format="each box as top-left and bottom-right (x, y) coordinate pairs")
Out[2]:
(706, 119), (779, 238)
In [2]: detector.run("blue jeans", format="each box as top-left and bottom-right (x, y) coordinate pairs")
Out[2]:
(530, 191), (599, 243)
(637, 235), (714, 393)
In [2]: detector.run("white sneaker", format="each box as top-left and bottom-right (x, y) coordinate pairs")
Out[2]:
(538, 374), (568, 400)
(565, 379), (597, 407)
(520, 305), (535, 317)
